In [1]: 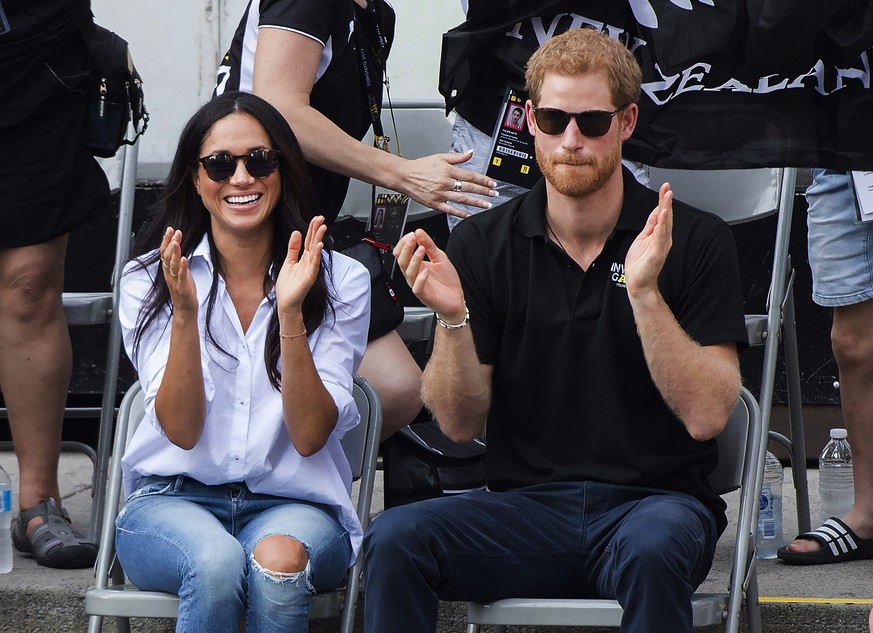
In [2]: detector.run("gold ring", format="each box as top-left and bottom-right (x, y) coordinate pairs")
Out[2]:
(453, 179), (463, 193)
(170, 270), (178, 278)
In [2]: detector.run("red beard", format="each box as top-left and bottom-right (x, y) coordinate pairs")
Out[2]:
(535, 139), (622, 197)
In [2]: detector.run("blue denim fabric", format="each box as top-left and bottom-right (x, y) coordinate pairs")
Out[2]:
(115, 475), (351, 633)
(806, 168), (873, 307)
(363, 481), (717, 633)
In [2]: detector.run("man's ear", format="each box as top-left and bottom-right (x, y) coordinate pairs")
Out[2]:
(525, 100), (537, 137)
(619, 103), (638, 142)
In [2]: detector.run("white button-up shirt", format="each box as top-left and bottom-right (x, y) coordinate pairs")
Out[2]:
(118, 235), (371, 560)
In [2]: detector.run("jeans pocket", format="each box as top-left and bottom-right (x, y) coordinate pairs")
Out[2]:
(126, 479), (175, 502)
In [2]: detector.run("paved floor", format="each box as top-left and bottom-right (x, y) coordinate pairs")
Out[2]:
(0, 452), (871, 632)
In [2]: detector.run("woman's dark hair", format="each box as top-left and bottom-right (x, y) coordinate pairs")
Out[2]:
(128, 91), (333, 390)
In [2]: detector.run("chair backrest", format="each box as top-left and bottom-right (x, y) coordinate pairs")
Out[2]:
(647, 167), (783, 225)
(709, 389), (754, 495)
(337, 100), (453, 221)
(115, 377), (381, 484)
(344, 379), (374, 480)
(648, 167), (811, 537)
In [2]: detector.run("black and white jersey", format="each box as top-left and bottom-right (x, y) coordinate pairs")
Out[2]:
(216, 0), (395, 222)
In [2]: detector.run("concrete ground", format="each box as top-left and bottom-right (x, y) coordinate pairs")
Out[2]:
(0, 452), (871, 632)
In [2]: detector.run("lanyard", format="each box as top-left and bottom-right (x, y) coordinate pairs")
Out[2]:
(352, 0), (390, 151)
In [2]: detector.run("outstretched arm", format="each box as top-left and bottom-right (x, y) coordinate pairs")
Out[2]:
(394, 230), (492, 441)
(154, 228), (207, 449)
(252, 28), (498, 218)
(276, 216), (339, 456)
(625, 183), (741, 441)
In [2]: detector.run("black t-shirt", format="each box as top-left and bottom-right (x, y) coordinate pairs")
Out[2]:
(216, 0), (395, 222)
(446, 170), (748, 534)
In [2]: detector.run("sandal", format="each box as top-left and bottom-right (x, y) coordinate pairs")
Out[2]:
(776, 517), (873, 565)
(11, 498), (97, 569)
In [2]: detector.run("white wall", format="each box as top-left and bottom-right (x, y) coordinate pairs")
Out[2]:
(90, 0), (464, 179)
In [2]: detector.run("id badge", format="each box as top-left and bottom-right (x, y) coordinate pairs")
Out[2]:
(851, 171), (873, 222)
(370, 191), (409, 274)
(485, 87), (542, 190)
(0, 1), (11, 37)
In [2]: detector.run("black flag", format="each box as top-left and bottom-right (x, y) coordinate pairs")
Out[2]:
(440, 0), (873, 170)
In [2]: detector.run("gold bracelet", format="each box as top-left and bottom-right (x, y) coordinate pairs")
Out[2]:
(280, 328), (308, 340)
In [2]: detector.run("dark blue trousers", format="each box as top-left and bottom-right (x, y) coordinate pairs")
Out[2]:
(362, 481), (719, 633)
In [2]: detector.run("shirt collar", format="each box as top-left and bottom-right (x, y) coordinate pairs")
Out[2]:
(187, 234), (277, 301)
(514, 167), (655, 240)
(189, 234), (215, 274)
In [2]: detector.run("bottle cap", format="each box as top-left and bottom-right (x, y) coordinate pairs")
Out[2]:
(830, 428), (848, 439)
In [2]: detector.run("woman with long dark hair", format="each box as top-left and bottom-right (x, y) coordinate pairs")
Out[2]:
(115, 91), (369, 632)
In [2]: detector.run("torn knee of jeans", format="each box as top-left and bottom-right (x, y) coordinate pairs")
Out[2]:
(250, 542), (314, 589)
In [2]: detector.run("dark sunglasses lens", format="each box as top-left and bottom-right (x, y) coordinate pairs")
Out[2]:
(202, 155), (236, 181)
(245, 151), (279, 178)
(534, 109), (571, 135)
(577, 112), (614, 137)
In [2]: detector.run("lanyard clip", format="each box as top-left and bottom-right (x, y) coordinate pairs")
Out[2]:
(374, 135), (391, 153)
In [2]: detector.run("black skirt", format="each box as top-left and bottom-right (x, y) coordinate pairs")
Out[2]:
(0, 0), (109, 248)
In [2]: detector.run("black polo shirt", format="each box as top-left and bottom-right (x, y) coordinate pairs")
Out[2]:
(446, 169), (748, 533)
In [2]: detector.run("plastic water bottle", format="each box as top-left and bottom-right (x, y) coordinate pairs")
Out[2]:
(819, 428), (854, 524)
(0, 464), (13, 573)
(756, 450), (784, 560)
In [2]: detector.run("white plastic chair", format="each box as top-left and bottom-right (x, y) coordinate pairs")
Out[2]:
(84, 375), (383, 633)
(466, 387), (764, 633)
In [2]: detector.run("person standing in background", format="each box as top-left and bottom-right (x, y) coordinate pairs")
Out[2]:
(0, 0), (104, 568)
(778, 170), (873, 565)
(215, 0), (499, 438)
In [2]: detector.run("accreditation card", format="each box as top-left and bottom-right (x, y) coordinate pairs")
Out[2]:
(485, 87), (542, 190)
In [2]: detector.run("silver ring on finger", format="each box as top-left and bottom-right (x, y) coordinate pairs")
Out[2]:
(453, 179), (463, 193)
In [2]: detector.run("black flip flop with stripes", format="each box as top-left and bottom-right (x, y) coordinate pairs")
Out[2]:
(776, 517), (873, 565)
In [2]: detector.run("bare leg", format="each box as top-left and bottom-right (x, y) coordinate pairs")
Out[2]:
(784, 299), (873, 553)
(0, 237), (69, 527)
(358, 330), (423, 440)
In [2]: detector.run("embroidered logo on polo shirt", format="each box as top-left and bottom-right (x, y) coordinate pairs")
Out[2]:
(610, 262), (627, 288)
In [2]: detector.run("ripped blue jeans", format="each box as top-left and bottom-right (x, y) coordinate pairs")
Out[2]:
(115, 475), (351, 633)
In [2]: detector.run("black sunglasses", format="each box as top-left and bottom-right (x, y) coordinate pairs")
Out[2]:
(197, 149), (281, 182)
(532, 104), (629, 137)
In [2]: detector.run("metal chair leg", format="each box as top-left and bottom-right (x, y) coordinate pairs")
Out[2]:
(782, 282), (811, 533)
(89, 140), (139, 543)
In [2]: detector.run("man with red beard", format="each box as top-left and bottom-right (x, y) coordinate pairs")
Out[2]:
(362, 29), (748, 633)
